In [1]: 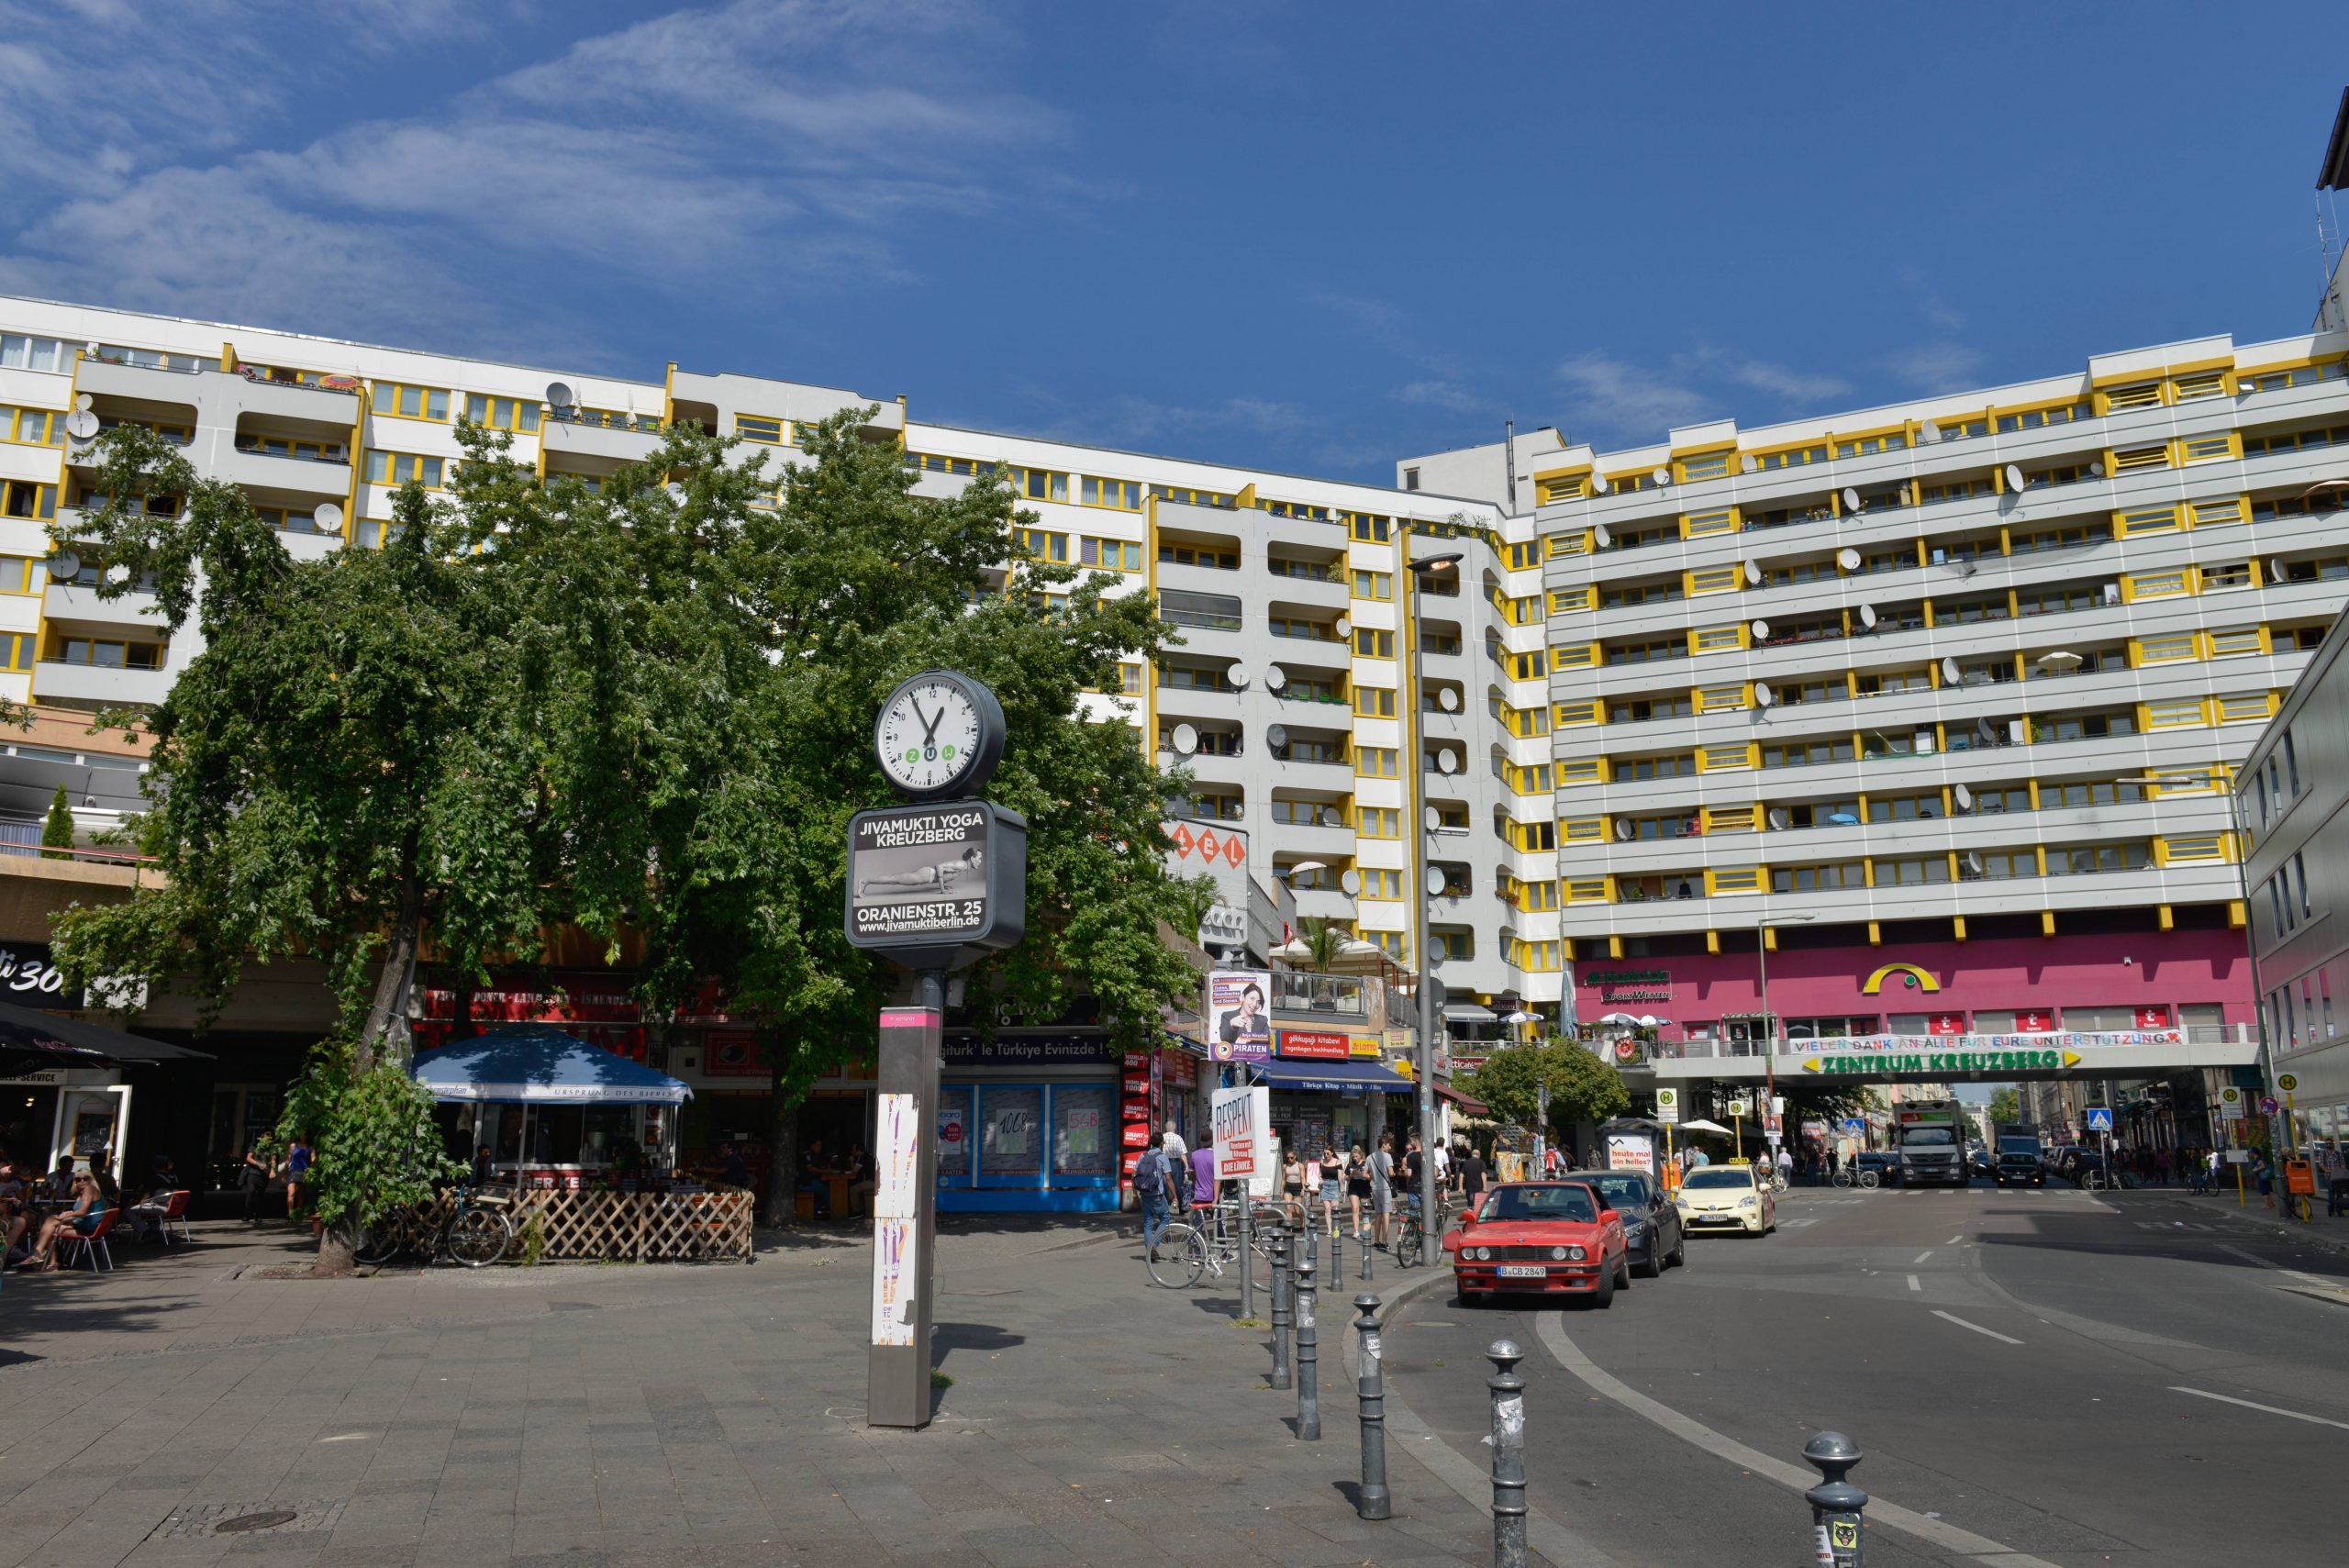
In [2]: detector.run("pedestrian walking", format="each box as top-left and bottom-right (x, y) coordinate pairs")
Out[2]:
(1370, 1134), (1396, 1250)
(1456, 1143), (1489, 1206)
(1318, 1144), (1341, 1235)
(238, 1145), (273, 1224)
(1431, 1139), (1452, 1194)
(2253, 1149), (2275, 1209)
(1344, 1142), (1371, 1239)
(1283, 1147), (1305, 1209)
(1134, 1142), (1176, 1263)
(1160, 1125), (1189, 1211)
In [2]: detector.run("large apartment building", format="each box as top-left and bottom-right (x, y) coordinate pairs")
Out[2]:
(0, 296), (1561, 1017)
(1405, 328), (2349, 1081)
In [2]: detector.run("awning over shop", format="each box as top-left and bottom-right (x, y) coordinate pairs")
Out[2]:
(1250, 1059), (1413, 1094)
(1436, 1083), (1490, 1117)
(1442, 1003), (1497, 1023)
(411, 1025), (694, 1105)
(0, 997), (211, 1078)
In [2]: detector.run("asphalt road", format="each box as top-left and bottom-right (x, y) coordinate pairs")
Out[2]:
(1381, 1178), (2349, 1566)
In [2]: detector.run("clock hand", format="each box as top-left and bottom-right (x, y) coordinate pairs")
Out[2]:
(918, 700), (946, 743)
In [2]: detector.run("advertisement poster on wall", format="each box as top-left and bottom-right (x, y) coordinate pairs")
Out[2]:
(1209, 969), (1273, 1062)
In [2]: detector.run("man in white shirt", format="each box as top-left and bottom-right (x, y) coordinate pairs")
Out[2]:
(1432, 1140), (1452, 1192)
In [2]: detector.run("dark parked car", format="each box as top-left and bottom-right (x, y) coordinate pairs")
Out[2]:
(1562, 1168), (1685, 1277)
(1856, 1150), (1898, 1184)
(1967, 1145), (1996, 1181)
(2048, 1145), (2110, 1186)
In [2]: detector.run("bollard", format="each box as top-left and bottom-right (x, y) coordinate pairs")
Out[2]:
(1353, 1294), (1390, 1519)
(1240, 1201), (1254, 1324)
(1269, 1229), (1293, 1390)
(1802, 1431), (1867, 1567)
(1486, 1340), (1528, 1568)
(1294, 1260), (1320, 1440)
(1330, 1221), (1344, 1284)
(1360, 1225), (1375, 1283)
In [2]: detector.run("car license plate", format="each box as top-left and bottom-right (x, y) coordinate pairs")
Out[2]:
(1497, 1263), (1548, 1278)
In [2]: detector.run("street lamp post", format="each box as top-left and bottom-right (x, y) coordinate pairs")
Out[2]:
(1405, 547), (1464, 1247)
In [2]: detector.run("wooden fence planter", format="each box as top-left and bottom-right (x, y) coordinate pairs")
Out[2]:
(506, 1184), (755, 1263)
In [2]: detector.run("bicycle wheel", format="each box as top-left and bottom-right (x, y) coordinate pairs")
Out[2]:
(355, 1206), (416, 1265)
(1857, 1170), (1879, 1191)
(1147, 1225), (1205, 1288)
(1396, 1216), (1423, 1269)
(447, 1207), (516, 1268)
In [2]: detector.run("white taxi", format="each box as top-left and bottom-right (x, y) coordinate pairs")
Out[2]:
(1675, 1163), (1776, 1236)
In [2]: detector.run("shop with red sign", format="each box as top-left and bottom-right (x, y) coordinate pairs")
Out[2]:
(1275, 1029), (1353, 1061)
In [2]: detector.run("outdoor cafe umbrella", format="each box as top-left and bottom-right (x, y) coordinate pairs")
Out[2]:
(1676, 1118), (1735, 1136)
(0, 995), (210, 1078)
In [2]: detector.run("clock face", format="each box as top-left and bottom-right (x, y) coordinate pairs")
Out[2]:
(877, 676), (984, 796)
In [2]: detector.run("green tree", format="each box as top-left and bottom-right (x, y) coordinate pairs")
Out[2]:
(39, 784), (72, 860)
(1987, 1086), (2022, 1126)
(1460, 1039), (1631, 1140)
(50, 427), (552, 1272)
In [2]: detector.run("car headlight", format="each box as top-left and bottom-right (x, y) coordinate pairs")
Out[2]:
(1622, 1220), (1646, 1239)
(1470, 1245), (1489, 1261)
(1565, 1245), (1586, 1261)
(1739, 1195), (1759, 1207)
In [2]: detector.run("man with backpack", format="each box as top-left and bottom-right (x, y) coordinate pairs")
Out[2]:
(1134, 1140), (1178, 1263)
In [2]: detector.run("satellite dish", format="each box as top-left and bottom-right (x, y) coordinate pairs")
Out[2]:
(1592, 523), (1612, 547)
(1439, 687), (1460, 712)
(73, 394), (93, 412)
(1859, 603), (1878, 628)
(1837, 547), (1861, 571)
(1976, 717), (1998, 741)
(1651, 467), (1672, 486)
(1226, 663), (1251, 689)
(1334, 615), (1352, 635)
(1741, 454), (1759, 474)
(1590, 473), (1610, 495)
(1438, 748), (1460, 774)
(1941, 656), (1961, 684)
(312, 502), (344, 535)
(2271, 558), (2290, 584)
(1170, 723), (1198, 755)
(1427, 868), (1448, 895)
(1750, 618), (1773, 641)
(1954, 783), (1975, 813)
(1754, 681), (1775, 707)
(63, 409), (98, 439)
(1841, 487), (1861, 512)
(663, 482), (686, 504)
(1612, 818), (1634, 842)
(546, 381), (576, 408)
(1263, 664), (1286, 691)
(1265, 723), (1289, 751)
(2088, 461), (2105, 478)
(1962, 851), (1987, 877)
(1340, 869), (1363, 895)
(1742, 560), (1761, 585)
(2003, 462), (2025, 492)
(1766, 806), (1791, 830)
(1921, 419), (1942, 442)
(1424, 806), (1442, 832)
(45, 550), (79, 580)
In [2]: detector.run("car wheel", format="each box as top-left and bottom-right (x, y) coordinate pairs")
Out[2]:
(1590, 1262), (1615, 1310)
(1614, 1251), (1631, 1291)
(1635, 1246), (1663, 1279)
(1668, 1228), (1687, 1268)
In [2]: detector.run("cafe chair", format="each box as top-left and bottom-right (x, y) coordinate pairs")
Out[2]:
(57, 1207), (121, 1273)
(159, 1190), (193, 1246)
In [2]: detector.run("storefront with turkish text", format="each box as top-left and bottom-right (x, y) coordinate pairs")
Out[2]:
(939, 1030), (1123, 1213)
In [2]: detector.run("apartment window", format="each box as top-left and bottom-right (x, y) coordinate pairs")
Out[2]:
(1159, 541), (1238, 570)
(2048, 843), (2150, 875)
(1771, 862), (1866, 893)
(2104, 383), (2163, 412)
(1079, 537), (1142, 571)
(907, 452), (996, 478)
(1855, 668), (1932, 697)
(1506, 651), (1547, 681)
(2205, 628), (2264, 659)
(2179, 432), (2235, 463)
(2043, 780), (2146, 809)
(0, 334), (66, 372)
(1358, 869), (1404, 899)
(465, 395), (541, 432)
(1273, 798), (1346, 828)
(2296, 851), (2312, 919)
(1615, 752), (1696, 782)
(1012, 467), (1069, 503)
(1352, 571), (1394, 600)
(1081, 476), (1142, 510)
(1508, 818), (1558, 851)
(1973, 849), (2039, 880)
(1876, 856), (1951, 886)
(1753, 443), (1828, 471)
(1353, 686), (1396, 717)
(1503, 541), (1540, 570)
(1011, 528), (1068, 562)
(2018, 584), (2106, 617)
(374, 383), (450, 421)
(362, 450), (442, 488)
(1602, 636), (1684, 667)
(1157, 661), (1235, 694)
(1969, 784), (2032, 816)
(2136, 632), (2199, 665)
(4, 407), (61, 446)
(1358, 807), (1401, 839)
(1353, 628), (1395, 658)
(1865, 792), (1943, 823)
(1761, 738), (1855, 770)
(1356, 747), (1399, 778)
(1264, 498), (1330, 522)
(1772, 678), (1848, 709)
(2036, 711), (2137, 742)
(2, 481), (57, 521)
(50, 636), (164, 670)
(2011, 523), (2100, 554)
(1920, 476), (1994, 504)
(1607, 694), (1693, 723)
(2286, 729), (2302, 795)
(1834, 432), (1908, 458)
(0, 556), (34, 594)
(1118, 662), (1142, 695)
(1152, 484), (1234, 509)
(1599, 579), (1686, 609)
(1268, 615), (1335, 642)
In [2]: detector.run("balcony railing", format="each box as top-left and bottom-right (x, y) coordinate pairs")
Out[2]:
(1275, 973), (1367, 1018)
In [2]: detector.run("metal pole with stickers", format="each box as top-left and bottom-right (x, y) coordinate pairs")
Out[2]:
(846, 671), (1029, 1429)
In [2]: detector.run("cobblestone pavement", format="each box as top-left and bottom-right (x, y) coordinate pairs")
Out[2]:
(0, 1218), (1550, 1568)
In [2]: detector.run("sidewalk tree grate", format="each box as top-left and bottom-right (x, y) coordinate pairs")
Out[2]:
(215, 1511), (298, 1534)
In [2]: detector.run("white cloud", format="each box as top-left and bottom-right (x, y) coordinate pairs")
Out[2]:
(0, 0), (1063, 352)
(1553, 352), (1715, 439)
(1901, 267), (1965, 332)
(1392, 380), (1490, 416)
(1888, 342), (1986, 393)
(1702, 352), (1850, 404)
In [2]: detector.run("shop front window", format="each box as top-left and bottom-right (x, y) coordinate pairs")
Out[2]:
(980, 1086), (1044, 1178)
(938, 1085), (973, 1180)
(1052, 1085), (1117, 1176)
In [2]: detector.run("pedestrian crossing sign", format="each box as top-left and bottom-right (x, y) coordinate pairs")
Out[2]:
(2085, 1106), (2113, 1132)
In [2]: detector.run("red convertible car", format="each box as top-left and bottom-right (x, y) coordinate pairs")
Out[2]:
(1442, 1180), (1631, 1307)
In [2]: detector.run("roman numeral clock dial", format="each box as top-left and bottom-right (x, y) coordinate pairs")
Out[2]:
(874, 670), (1006, 801)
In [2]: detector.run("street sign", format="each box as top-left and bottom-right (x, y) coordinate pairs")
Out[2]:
(2085, 1106), (2113, 1133)
(1211, 1084), (1271, 1198)
(1727, 1099), (1750, 1118)
(1654, 1086), (1680, 1125)
(2219, 1086), (2244, 1121)
(2259, 1095), (2281, 1117)
(2279, 1073), (2300, 1093)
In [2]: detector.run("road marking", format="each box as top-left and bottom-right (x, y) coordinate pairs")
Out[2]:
(1913, 1250), (1934, 1263)
(2171, 1386), (2349, 1432)
(1932, 1309), (2023, 1345)
(1534, 1317), (2058, 1568)
(1907, 1274), (1921, 1292)
(1945, 1234), (1964, 1245)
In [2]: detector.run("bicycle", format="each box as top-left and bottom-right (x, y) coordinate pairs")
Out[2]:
(1830, 1167), (1881, 1190)
(1394, 1191), (1455, 1269)
(355, 1184), (518, 1269)
(1146, 1197), (1279, 1288)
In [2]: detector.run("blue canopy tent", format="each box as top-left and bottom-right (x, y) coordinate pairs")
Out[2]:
(411, 1025), (691, 1181)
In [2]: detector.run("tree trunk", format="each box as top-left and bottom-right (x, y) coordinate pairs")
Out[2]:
(763, 1029), (800, 1227)
(317, 1218), (359, 1276)
(358, 831), (424, 1073)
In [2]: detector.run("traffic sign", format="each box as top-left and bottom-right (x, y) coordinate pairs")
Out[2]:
(1727, 1099), (1751, 1118)
(2220, 1086), (2245, 1121)
(2279, 1073), (2300, 1094)
(2260, 1095), (2281, 1117)
(1654, 1086), (1680, 1126)
(2085, 1106), (2113, 1133)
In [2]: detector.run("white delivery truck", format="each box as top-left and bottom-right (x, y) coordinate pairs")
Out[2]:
(1893, 1099), (1970, 1187)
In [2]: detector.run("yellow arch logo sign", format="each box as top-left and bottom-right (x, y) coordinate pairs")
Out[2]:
(1861, 962), (1939, 995)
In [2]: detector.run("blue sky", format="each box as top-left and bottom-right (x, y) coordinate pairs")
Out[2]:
(2, 1), (2343, 483)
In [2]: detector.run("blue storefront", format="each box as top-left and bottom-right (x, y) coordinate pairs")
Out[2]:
(937, 1031), (1123, 1214)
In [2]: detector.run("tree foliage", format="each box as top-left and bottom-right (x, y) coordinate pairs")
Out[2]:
(39, 785), (72, 859)
(278, 1036), (464, 1235)
(1987, 1086), (2022, 1126)
(1460, 1039), (1631, 1135)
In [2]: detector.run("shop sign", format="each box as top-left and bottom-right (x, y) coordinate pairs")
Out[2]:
(2134, 1006), (2170, 1029)
(2014, 1008), (2054, 1032)
(1165, 1047), (1198, 1089)
(1275, 1029), (1352, 1061)
(941, 1032), (1112, 1066)
(1582, 968), (1672, 1005)
(418, 973), (645, 1059)
(1208, 969), (1273, 1062)
(1928, 1014), (1965, 1035)
(0, 944), (80, 1009)
(1349, 1035), (1382, 1058)
(1802, 1048), (2085, 1076)
(701, 1029), (767, 1077)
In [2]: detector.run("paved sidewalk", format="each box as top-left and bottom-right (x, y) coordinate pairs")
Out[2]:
(0, 1218), (1536, 1568)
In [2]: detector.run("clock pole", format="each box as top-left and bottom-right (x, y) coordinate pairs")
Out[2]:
(848, 671), (1024, 1431)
